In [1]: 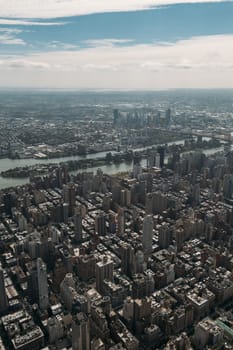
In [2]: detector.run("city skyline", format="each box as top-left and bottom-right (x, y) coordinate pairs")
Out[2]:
(0, 0), (233, 89)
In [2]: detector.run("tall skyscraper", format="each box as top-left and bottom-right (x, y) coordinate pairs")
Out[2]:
(121, 242), (134, 277)
(113, 109), (119, 126)
(37, 258), (49, 310)
(96, 255), (114, 294)
(223, 174), (233, 199)
(158, 222), (172, 249)
(74, 208), (83, 242)
(142, 215), (153, 255)
(63, 202), (69, 223)
(63, 183), (76, 216)
(117, 208), (125, 236)
(157, 146), (165, 168)
(0, 268), (8, 314)
(165, 108), (171, 125)
(56, 167), (63, 188)
(68, 183), (76, 216)
(95, 211), (106, 235)
(147, 151), (160, 168)
(72, 312), (90, 350)
(135, 250), (146, 274)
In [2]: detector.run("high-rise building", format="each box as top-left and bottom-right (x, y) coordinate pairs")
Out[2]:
(74, 208), (83, 242)
(68, 183), (76, 216)
(76, 254), (96, 281)
(147, 151), (160, 168)
(47, 317), (63, 344)
(109, 212), (116, 234)
(133, 163), (142, 179)
(95, 211), (106, 235)
(158, 223), (173, 249)
(72, 312), (90, 350)
(96, 255), (114, 294)
(102, 194), (111, 212)
(112, 184), (122, 204)
(91, 338), (105, 350)
(63, 183), (76, 216)
(142, 215), (153, 255)
(157, 146), (165, 168)
(121, 242), (134, 277)
(223, 174), (233, 199)
(3, 192), (17, 217)
(135, 250), (146, 274)
(52, 258), (66, 292)
(63, 202), (69, 224)
(165, 108), (171, 125)
(60, 248), (73, 273)
(56, 167), (63, 188)
(117, 208), (125, 236)
(37, 258), (49, 310)
(60, 273), (76, 311)
(113, 109), (119, 126)
(0, 268), (8, 314)
(190, 183), (200, 206)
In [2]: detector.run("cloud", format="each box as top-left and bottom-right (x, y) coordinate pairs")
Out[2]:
(0, 34), (233, 88)
(0, 0), (231, 19)
(84, 39), (134, 48)
(81, 63), (119, 72)
(7, 59), (51, 69)
(0, 19), (66, 26)
(0, 36), (25, 45)
(0, 28), (22, 34)
(48, 41), (78, 50)
(0, 27), (26, 45)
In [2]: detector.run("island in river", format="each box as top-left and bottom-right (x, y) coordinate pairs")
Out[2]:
(0, 151), (135, 179)
(0, 138), (221, 179)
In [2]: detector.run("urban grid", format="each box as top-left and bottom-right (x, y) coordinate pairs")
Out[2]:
(0, 96), (233, 349)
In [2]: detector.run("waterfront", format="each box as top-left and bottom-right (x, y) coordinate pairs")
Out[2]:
(0, 151), (147, 189)
(0, 139), (222, 190)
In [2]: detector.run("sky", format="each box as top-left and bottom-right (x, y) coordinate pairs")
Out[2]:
(0, 0), (233, 89)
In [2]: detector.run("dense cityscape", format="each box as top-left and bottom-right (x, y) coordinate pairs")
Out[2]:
(0, 91), (232, 349)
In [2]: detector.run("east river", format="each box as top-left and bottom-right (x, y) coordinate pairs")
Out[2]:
(0, 140), (223, 190)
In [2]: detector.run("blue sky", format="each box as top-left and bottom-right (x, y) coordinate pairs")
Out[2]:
(0, 1), (233, 88)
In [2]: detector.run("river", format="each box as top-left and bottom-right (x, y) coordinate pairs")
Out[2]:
(0, 139), (221, 190)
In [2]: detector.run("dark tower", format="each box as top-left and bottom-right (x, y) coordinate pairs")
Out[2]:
(0, 269), (8, 314)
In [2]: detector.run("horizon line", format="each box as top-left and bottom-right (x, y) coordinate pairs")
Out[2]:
(1, 87), (233, 92)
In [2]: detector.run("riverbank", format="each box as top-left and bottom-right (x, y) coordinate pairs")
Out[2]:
(0, 138), (221, 180)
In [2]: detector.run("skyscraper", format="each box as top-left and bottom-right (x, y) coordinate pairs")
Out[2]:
(63, 183), (76, 216)
(96, 255), (114, 294)
(157, 146), (165, 168)
(165, 108), (171, 125)
(158, 222), (172, 249)
(142, 215), (153, 255)
(74, 208), (83, 242)
(0, 268), (8, 314)
(113, 109), (119, 126)
(37, 258), (49, 310)
(95, 211), (106, 235)
(121, 242), (134, 277)
(117, 208), (125, 236)
(72, 312), (90, 350)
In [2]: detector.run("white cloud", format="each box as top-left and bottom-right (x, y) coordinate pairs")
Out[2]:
(0, 28), (22, 34)
(0, 27), (26, 45)
(0, 36), (25, 45)
(48, 41), (78, 50)
(7, 59), (50, 69)
(0, 19), (66, 25)
(84, 39), (134, 48)
(0, 0), (231, 19)
(0, 34), (233, 88)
